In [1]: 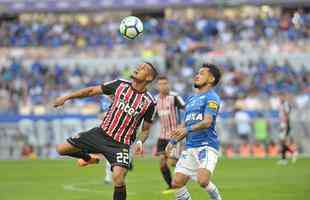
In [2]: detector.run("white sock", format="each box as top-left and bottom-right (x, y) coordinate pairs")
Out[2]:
(206, 182), (222, 200)
(105, 160), (112, 182)
(176, 186), (192, 200)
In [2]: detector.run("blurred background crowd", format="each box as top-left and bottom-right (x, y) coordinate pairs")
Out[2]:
(0, 0), (309, 159)
(0, 8), (309, 48)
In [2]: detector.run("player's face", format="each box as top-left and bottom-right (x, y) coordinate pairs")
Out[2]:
(131, 63), (153, 82)
(194, 68), (214, 88)
(157, 79), (169, 94)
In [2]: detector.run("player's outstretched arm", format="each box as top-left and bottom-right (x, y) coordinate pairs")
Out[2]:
(53, 85), (103, 108)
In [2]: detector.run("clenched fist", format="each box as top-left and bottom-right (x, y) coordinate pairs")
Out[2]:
(53, 96), (68, 108)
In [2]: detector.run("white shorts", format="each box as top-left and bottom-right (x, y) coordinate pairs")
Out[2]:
(175, 146), (218, 180)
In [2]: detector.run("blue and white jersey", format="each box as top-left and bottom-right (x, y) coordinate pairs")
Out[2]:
(184, 89), (221, 150)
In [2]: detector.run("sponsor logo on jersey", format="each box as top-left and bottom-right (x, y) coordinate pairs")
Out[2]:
(117, 100), (140, 116)
(185, 113), (203, 122)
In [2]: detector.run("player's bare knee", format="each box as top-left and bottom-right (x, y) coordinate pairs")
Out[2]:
(112, 167), (126, 186)
(197, 177), (210, 188)
(112, 173), (125, 186)
(171, 179), (184, 189)
(56, 144), (66, 155)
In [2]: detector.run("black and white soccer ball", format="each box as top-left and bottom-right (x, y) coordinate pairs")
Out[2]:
(119, 16), (143, 40)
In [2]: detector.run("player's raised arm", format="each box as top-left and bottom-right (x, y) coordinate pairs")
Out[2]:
(53, 79), (122, 108)
(53, 85), (103, 108)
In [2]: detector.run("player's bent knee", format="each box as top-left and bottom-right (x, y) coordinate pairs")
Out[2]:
(197, 168), (211, 188)
(171, 179), (185, 189)
(112, 167), (127, 186)
(112, 175), (124, 186)
(198, 179), (210, 188)
(171, 180), (180, 189)
(197, 177), (210, 188)
(56, 144), (66, 155)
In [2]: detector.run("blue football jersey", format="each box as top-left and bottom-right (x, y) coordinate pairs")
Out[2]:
(184, 89), (221, 150)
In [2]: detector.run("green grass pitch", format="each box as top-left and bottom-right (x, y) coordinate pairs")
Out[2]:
(0, 157), (309, 200)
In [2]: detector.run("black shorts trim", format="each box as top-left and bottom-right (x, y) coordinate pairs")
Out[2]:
(156, 138), (170, 155)
(110, 163), (130, 170)
(67, 137), (82, 149)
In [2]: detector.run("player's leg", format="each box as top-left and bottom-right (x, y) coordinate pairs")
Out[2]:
(157, 139), (173, 189)
(57, 127), (107, 166)
(196, 147), (222, 200)
(160, 154), (172, 188)
(197, 169), (222, 200)
(172, 172), (191, 200)
(104, 159), (113, 184)
(112, 166), (128, 200)
(279, 138), (289, 165)
(172, 149), (195, 199)
(99, 135), (131, 200)
(56, 142), (91, 161)
(56, 141), (98, 165)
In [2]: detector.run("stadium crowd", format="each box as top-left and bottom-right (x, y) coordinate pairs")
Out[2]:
(0, 57), (309, 115)
(0, 10), (309, 114)
(0, 11), (309, 49)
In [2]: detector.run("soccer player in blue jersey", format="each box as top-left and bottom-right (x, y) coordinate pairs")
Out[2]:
(166, 63), (222, 200)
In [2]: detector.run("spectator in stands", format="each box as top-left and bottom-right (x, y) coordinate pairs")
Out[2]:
(234, 107), (252, 141)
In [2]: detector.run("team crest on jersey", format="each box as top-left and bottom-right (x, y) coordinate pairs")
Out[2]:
(207, 100), (218, 111)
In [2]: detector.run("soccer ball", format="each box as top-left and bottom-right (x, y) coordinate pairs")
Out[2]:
(119, 16), (143, 40)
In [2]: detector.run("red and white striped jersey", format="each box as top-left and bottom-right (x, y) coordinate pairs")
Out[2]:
(100, 79), (156, 145)
(156, 92), (185, 139)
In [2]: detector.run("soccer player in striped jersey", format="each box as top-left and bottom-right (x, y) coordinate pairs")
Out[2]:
(277, 92), (297, 164)
(155, 76), (185, 192)
(53, 62), (157, 200)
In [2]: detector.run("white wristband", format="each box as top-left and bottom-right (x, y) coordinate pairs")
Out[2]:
(136, 140), (143, 146)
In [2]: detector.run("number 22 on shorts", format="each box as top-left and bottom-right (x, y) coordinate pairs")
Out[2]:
(116, 152), (129, 164)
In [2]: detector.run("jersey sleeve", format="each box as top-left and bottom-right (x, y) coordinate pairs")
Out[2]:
(143, 103), (156, 123)
(204, 97), (220, 116)
(101, 79), (122, 95)
(174, 95), (186, 109)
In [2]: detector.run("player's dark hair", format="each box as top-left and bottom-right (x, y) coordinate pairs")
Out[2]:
(202, 63), (221, 86)
(157, 75), (168, 81)
(144, 62), (158, 81)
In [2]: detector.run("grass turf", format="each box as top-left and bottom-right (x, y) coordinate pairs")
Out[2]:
(0, 157), (309, 200)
